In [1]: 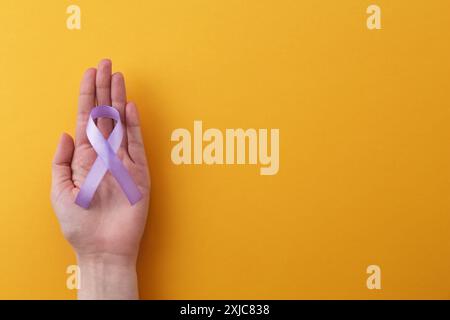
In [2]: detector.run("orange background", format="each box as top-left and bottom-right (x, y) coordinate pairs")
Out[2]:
(0, 0), (449, 299)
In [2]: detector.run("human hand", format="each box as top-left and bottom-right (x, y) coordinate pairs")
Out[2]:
(51, 59), (150, 299)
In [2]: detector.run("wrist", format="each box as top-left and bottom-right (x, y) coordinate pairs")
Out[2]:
(76, 252), (139, 300)
(77, 252), (137, 267)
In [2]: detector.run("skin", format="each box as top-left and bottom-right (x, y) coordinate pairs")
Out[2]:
(51, 59), (150, 299)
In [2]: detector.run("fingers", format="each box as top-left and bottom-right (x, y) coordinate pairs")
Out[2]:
(111, 72), (127, 148)
(126, 102), (147, 166)
(75, 68), (96, 147)
(76, 60), (128, 149)
(96, 59), (113, 137)
(51, 133), (75, 196)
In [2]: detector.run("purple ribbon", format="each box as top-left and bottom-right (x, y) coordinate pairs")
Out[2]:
(75, 106), (142, 209)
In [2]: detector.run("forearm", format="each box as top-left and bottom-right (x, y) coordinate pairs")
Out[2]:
(76, 253), (139, 300)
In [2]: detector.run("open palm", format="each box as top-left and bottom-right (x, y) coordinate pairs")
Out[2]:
(51, 59), (150, 260)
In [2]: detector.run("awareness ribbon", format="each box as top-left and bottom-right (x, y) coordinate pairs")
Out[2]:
(75, 106), (142, 209)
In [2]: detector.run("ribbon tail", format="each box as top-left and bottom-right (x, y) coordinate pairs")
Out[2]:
(75, 158), (108, 209)
(108, 155), (143, 205)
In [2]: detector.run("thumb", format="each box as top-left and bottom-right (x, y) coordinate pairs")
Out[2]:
(51, 133), (75, 199)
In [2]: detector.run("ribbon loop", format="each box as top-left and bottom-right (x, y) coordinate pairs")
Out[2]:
(75, 106), (142, 209)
